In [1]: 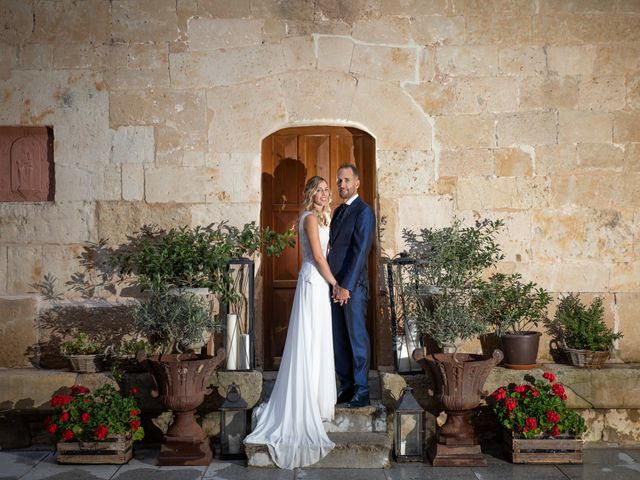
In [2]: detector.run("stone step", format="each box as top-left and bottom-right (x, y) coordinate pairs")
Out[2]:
(323, 400), (387, 433)
(245, 431), (392, 468)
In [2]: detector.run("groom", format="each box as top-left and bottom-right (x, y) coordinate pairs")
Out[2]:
(328, 164), (376, 408)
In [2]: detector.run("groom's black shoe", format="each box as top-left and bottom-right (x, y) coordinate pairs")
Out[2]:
(336, 387), (355, 405)
(347, 393), (370, 408)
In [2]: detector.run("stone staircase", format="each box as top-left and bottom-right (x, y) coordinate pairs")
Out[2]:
(245, 370), (393, 468)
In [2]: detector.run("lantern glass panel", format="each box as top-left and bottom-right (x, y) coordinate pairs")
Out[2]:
(221, 410), (246, 456)
(386, 258), (423, 374)
(222, 259), (255, 371)
(397, 412), (422, 457)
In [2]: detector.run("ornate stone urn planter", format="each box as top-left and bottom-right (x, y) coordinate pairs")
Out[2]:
(139, 348), (225, 466)
(413, 348), (503, 466)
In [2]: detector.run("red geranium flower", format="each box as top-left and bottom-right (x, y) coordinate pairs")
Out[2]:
(60, 412), (70, 423)
(546, 410), (561, 423)
(543, 372), (556, 383)
(530, 389), (539, 397)
(551, 426), (561, 436)
(525, 417), (537, 431)
(505, 398), (517, 412)
(50, 394), (71, 407)
(514, 385), (526, 394)
(130, 409), (139, 417)
(81, 412), (90, 424)
(552, 383), (565, 397)
(492, 388), (506, 401)
(70, 385), (90, 396)
(95, 425), (109, 440)
(47, 423), (57, 434)
(129, 420), (141, 432)
(62, 429), (74, 441)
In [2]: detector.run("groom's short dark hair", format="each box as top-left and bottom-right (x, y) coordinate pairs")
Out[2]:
(338, 163), (360, 179)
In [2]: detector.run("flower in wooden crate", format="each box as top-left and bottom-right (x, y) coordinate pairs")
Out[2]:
(45, 384), (144, 443)
(490, 372), (586, 439)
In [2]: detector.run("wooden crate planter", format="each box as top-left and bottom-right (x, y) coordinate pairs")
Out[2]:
(503, 431), (582, 464)
(56, 435), (133, 464)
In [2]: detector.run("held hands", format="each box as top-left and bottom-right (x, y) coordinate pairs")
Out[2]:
(332, 284), (350, 305)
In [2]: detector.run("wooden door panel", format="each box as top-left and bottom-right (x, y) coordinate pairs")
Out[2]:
(271, 288), (296, 365)
(304, 135), (330, 180)
(262, 127), (376, 370)
(272, 210), (300, 285)
(273, 135), (303, 205)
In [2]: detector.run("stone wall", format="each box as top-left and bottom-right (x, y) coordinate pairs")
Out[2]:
(1, 0), (639, 366)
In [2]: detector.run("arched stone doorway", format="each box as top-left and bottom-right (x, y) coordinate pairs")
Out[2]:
(260, 125), (377, 370)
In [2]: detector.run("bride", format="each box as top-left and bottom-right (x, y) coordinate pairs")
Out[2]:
(244, 176), (343, 469)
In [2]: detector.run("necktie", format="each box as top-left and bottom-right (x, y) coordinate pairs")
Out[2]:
(333, 203), (348, 226)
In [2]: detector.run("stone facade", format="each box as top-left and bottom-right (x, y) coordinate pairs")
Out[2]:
(0, 0), (639, 367)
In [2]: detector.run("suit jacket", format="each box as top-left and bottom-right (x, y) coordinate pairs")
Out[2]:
(327, 196), (376, 293)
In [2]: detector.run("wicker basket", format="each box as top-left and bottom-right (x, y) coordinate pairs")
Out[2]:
(67, 354), (105, 373)
(563, 346), (610, 368)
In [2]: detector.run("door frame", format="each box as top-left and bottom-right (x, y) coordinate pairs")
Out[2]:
(259, 125), (379, 371)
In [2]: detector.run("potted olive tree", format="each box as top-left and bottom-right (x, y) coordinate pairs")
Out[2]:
(110, 221), (294, 305)
(111, 222), (294, 360)
(404, 217), (505, 466)
(553, 293), (623, 368)
(473, 273), (551, 369)
(133, 283), (225, 466)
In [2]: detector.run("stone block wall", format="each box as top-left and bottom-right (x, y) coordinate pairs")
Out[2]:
(0, 0), (639, 366)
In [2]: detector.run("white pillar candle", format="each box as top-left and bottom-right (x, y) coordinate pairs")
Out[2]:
(238, 333), (250, 370)
(226, 314), (238, 370)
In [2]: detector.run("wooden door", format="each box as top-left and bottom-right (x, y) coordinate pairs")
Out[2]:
(261, 126), (376, 370)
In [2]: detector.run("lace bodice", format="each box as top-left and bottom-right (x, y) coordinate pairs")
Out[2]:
(299, 211), (330, 265)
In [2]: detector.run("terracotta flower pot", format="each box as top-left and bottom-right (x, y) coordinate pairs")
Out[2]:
(138, 348), (225, 466)
(413, 348), (503, 466)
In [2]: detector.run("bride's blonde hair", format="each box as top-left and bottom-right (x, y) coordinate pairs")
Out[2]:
(302, 176), (331, 227)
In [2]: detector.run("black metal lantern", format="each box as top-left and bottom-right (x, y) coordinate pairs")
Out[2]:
(394, 386), (424, 462)
(219, 383), (248, 460)
(386, 255), (423, 374)
(222, 258), (255, 371)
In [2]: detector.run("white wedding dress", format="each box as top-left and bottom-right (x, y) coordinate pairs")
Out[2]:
(244, 211), (336, 469)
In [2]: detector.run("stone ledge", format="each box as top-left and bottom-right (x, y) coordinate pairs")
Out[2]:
(381, 363), (640, 411)
(0, 368), (262, 413)
(380, 363), (640, 446)
(246, 431), (392, 468)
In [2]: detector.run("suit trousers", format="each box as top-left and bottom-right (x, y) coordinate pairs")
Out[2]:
(331, 283), (370, 397)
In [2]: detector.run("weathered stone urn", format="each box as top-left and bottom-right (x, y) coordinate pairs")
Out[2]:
(412, 348), (503, 467)
(138, 348), (225, 466)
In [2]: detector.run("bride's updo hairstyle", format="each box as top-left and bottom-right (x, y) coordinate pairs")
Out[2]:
(302, 175), (332, 227)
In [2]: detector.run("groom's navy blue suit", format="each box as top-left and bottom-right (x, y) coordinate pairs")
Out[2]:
(327, 195), (375, 401)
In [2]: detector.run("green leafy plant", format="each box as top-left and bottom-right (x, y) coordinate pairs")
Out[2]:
(110, 222), (295, 304)
(401, 217), (505, 348)
(45, 383), (144, 443)
(109, 338), (152, 381)
(554, 294), (623, 351)
(473, 273), (552, 336)
(490, 372), (586, 439)
(131, 284), (222, 355)
(60, 333), (104, 356)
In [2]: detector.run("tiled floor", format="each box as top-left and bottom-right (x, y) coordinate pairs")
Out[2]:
(0, 445), (639, 480)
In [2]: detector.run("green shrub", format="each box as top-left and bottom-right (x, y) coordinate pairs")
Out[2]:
(555, 293), (622, 351)
(474, 273), (551, 336)
(60, 333), (104, 355)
